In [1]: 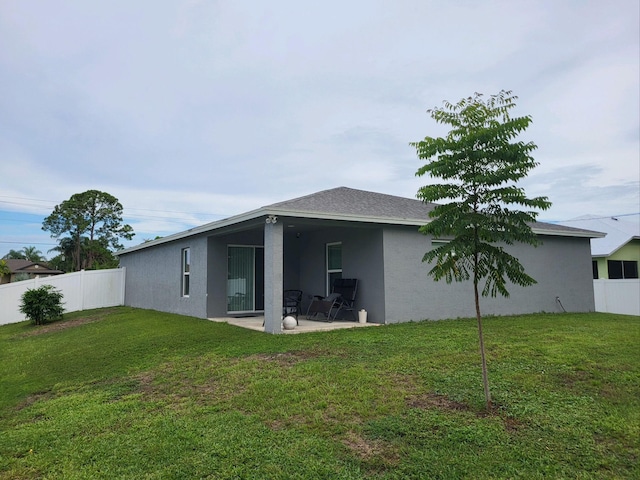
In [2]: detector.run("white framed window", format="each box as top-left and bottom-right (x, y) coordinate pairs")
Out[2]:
(326, 242), (342, 294)
(181, 248), (190, 297)
(432, 238), (456, 255)
(431, 239), (449, 248)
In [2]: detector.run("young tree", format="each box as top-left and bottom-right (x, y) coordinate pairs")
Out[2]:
(411, 90), (551, 409)
(42, 190), (134, 271)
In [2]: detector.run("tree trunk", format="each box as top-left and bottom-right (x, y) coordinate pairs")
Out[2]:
(474, 277), (491, 410)
(75, 233), (82, 272)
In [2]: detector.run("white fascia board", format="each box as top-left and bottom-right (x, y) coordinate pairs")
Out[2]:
(260, 209), (606, 238)
(116, 207), (269, 255)
(530, 227), (606, 238)
(116, 208), (605, 256)
(264, 207), (427, 226)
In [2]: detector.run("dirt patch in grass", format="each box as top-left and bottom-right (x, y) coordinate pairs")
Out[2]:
(342, 430), (400, 472)
(501, 415), (524, 433)
(16, 309), (119, 337)
(132, 364), (243, 409)
(406, 392), (525, 433)
(556, 369), (593, 387)
(342, 431), (393, 459)
(14, 390), (55, 412)
(264, 414), (309, 431)
(247, 348), (335, 366)
(406, 392), (469, 412)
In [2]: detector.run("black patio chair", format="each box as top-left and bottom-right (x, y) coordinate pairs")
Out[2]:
(283, 289), (303, 324)
(263, 289), (304, 327)
(306, 278), (358, 322)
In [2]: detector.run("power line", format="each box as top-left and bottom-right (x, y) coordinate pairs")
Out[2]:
(557, 213), (639, 222)
(0, 195), (225, 218)
(0, 240), (58, 246)
(0, 211), (215, 227)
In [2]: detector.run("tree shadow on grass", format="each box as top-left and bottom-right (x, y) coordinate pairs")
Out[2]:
(14, 308), (120, 337)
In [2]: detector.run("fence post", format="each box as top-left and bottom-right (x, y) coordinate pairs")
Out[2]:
(119, 267), (126, 306)
(79, 269), (85, 311)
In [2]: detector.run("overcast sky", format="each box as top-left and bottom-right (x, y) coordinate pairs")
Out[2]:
(1, 0), (638, 258)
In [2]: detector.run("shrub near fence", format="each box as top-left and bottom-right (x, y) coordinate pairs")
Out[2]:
(0, 268), (126, 325)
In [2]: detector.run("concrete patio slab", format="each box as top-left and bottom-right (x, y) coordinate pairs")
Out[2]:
(208, 316), (379, 334)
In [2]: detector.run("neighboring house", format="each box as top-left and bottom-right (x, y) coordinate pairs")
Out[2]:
(116, 187), (603, 333)
(0, 259), (64, 284)
(557, 214), (640, 315)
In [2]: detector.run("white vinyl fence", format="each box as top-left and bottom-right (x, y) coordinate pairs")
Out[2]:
(0, 268), (126, 326)
(593, 279), (640, 316)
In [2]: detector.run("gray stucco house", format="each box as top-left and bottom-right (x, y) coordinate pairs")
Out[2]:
(116, 187), (602, 333)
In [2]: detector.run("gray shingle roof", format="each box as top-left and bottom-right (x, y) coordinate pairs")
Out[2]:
(117, 186), (603, 255)
(265, 187), (602, 237)
(266, 186), (437, 221)
(5, 259), (62, 275)
(557, 214), (640, 256)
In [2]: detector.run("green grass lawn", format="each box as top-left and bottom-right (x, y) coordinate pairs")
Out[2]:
(0, 308), (638, 479)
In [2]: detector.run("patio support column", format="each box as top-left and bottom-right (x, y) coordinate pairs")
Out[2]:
(264, 215), (283, 334)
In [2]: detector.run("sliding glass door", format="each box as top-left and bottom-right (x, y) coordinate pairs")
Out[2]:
(227, 246), (264, 313)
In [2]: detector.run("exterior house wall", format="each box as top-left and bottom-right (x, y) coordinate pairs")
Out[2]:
(119, 218), (596, 325)
(206, 228), (264, 318)
(594, 257), (606, 279)
(343, 227), (385, 323)
(382, 227), (596, 321)
(509, 235), (595, 313)
(382, 226), (475, 322)
(297, 225), (385, 322)
(298, 227), (345, 311)
(591, 239), (639, 315)
(119, 234), (209, 318)
(206, 236), (228, 318)
(283, 232), (302, 291)
(593, 239), (640, 279)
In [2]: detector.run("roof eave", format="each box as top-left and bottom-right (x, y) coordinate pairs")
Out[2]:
(116, 207), (268, 255)
(265, 207), (427, 226)
(530, 227), (606, 238)
(116, 208), (604, 256)
(592, 236), (640, 257)
(116, 207), (429, 256)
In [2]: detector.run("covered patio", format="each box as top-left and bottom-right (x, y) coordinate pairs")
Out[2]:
(209, 316), (379, 334)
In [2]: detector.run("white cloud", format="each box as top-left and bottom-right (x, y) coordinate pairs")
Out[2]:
(0, 0), (638, 256)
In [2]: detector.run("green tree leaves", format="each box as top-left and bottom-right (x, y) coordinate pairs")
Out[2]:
(2, 247), (45, 261)
(42, 190), (134, 271)
(413, 91), (551, 297)
(19, 284), (64, 325)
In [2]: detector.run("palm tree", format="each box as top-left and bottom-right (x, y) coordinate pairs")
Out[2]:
(3, 249), (26, 260)
(48, 237), (78, 273)
(21, 246), (45, 262)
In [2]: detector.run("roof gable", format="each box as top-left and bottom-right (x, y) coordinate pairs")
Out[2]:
(4, 259), (63, 275)
(265, 187), (437, 221)
(558, 214), (640, 256)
